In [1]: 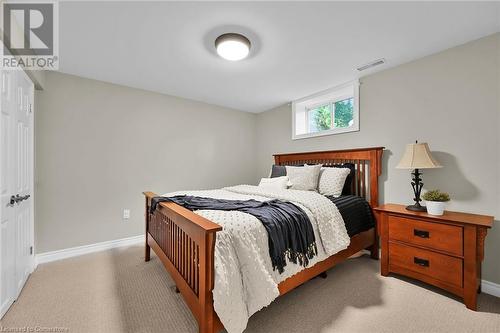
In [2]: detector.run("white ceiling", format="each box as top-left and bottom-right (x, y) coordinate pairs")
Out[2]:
(59, 1), (500, 113)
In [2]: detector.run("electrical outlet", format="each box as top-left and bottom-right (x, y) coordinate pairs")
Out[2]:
(123, 209), (131, 220)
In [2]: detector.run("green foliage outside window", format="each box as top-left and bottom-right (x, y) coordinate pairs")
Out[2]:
(334, 98), (353, 128)
(309, 98), (354, 133)
(312, 105), (332, 131)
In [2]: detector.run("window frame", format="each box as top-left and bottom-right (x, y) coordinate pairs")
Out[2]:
(292, 81), (359, 140)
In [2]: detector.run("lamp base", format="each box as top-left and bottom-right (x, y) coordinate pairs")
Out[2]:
(406, 204), (427, 212)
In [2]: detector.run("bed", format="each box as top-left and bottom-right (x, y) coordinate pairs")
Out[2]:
(143, 146), (384, 333)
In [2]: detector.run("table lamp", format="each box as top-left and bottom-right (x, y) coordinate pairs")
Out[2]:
(396, 141), (442, 211)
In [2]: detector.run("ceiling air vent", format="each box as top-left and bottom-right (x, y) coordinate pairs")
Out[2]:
(357, 58), (386, 71)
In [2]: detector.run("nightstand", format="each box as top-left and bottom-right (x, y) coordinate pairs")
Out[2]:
(374, 204), (493, 310)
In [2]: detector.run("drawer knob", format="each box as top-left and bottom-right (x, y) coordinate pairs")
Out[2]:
(414, 257), (430, 267)
(414, 229), (429, 238)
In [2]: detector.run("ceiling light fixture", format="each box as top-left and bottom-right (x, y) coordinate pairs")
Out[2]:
(215, 33), (251, 61)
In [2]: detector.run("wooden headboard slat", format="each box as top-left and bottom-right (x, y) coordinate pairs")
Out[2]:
(273, 147), (384, 207)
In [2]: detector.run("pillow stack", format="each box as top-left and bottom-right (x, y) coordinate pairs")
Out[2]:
(264, 163), (353, 197)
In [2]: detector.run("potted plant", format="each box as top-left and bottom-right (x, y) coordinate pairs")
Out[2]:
(422, 190), (450, 216)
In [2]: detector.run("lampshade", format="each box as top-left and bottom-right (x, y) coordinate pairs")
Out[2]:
(396, 143), (442, 169)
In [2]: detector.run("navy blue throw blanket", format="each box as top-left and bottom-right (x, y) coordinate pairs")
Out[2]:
(150, 195), (317, 273)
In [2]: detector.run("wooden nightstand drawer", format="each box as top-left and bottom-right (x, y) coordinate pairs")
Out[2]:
(388, 215), (463, 256)
(389, 242), (463, 288)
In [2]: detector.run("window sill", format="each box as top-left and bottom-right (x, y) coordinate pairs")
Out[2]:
(292, 125), (359, 140)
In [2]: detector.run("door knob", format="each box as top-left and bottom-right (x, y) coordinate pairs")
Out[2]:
(10, 194), (21, 204)
(9, 194), (29, 205)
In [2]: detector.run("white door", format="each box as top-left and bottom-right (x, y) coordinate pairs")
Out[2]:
(0, 70), (16, 318)
(13, 71), (34, 295)
(0, 69), (34, 318)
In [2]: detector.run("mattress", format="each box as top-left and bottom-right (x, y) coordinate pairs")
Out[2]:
(326, 195), (375, 237)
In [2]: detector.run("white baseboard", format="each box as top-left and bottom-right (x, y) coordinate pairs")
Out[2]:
(482, 279), (500, 298)
(35, 234), (144, 266)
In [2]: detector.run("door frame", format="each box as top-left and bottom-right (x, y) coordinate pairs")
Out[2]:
(21, 68), (35, 276)
(15, 68), (35, 287)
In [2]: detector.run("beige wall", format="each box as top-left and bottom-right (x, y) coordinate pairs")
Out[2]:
(35, 72), (257, 253)
(255, 33), (500, 283)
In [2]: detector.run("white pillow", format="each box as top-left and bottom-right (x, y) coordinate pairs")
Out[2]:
(258, 176), (290, 190)
(285, 165), (322, 191)
(318, 167), (351, 197)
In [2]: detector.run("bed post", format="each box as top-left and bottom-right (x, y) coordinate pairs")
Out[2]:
(199, 232), (217, 333)
(369, 148), (383, 259)
(145, 195), (151, 262)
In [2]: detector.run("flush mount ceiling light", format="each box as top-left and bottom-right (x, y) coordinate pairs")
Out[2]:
(215, 33), (251, 61)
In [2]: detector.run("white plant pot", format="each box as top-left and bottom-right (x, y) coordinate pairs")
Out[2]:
(426, 201), (446, 216)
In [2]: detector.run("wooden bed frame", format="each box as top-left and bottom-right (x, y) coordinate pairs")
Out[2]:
(143, 146), (384, 333)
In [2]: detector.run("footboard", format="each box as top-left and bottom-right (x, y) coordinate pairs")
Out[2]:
(143, 192), (222, 333)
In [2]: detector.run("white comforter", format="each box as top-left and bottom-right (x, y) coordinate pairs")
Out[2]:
(163, 185), (350, 333)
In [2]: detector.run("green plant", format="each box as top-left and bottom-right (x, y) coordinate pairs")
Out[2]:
(422, 190), (450, 202)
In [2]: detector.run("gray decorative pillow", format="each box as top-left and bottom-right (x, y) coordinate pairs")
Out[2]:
(270, 165), (287, 178)
(285, 164), (322, 191)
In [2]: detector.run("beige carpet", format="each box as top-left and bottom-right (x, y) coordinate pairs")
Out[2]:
(1, 245), (499, 333)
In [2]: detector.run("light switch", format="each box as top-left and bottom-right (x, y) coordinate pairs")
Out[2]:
(123, 209), (131, 220)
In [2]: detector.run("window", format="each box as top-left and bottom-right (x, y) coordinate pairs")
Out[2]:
(292, 81), (359, 139)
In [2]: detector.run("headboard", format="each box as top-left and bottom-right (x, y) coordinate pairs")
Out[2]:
(273, 146), (384, 207)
